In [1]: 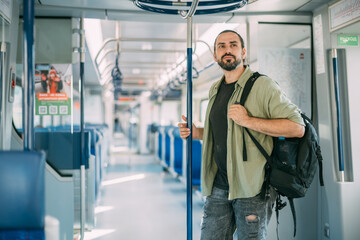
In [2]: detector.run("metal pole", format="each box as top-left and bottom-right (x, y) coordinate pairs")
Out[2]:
(23, 0), (35, 151)
(332, 48), (344, 182)
(0, 50), (4, 150)
(0, 20), (6, 150)
(79, 17), (86, 240)
(186, 16), (193, 240)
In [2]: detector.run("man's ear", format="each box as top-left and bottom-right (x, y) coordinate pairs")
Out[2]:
(242, 48), (246, 60)
(213, 51), (217, 61)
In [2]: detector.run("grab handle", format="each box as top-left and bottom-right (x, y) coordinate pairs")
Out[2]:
(332, 48), (345, 182)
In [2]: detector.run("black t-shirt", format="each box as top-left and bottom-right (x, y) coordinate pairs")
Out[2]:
(209, 79), (236, 190)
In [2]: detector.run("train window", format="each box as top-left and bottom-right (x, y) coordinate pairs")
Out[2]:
(12, 84), (22, 130)
(160, 101), (180, 126)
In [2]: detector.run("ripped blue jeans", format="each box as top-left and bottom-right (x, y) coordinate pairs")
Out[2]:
(200, 186), (277, 240)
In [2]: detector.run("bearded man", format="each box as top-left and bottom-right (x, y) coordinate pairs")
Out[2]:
(178, 30), (305, 240)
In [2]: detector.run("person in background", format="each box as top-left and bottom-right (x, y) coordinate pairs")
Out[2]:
(178, 30), (305, 240)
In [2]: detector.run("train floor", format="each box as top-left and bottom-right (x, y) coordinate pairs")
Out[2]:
(85, 140), (203, 239)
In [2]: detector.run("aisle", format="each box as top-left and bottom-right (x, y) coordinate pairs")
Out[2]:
(85, 152), (203, 240)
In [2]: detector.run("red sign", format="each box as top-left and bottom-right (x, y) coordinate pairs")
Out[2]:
(118, 97), (134, 101)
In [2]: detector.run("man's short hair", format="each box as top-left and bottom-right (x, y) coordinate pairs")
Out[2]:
(213, 30), (245, 53)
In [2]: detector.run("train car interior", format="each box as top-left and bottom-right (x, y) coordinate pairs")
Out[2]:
(0, 0), (360, 239)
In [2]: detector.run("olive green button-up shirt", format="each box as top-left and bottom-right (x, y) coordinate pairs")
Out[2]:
(201, 67), (304, 200)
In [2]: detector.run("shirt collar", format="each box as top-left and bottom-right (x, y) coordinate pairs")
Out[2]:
(235, 65), (253, 88)
(211, 66), (253, 98)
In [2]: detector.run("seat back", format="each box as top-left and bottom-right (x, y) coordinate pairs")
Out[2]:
(192, 140), (202, 186)
(172, 128), (183, 175)
(164, 126), (173, 166)
(0, 151), (46, 229)
(35, 131), (90, 170)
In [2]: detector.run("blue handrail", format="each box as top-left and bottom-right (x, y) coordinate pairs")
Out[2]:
(332, 48), (344, 182)
(186, 17), (193, 240)
(137, 0), (241, 6)
(23, 0), (35, 151)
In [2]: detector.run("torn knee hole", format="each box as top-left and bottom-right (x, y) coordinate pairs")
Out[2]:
(246, 215), (258, 222)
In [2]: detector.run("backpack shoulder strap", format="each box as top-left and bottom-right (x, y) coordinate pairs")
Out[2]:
(239, 72), (261, 106)
(244, 128), (271, 161)
(288, 198), (297, 237)
(238, 72), (265, 162)
(275, 197), (297, 238)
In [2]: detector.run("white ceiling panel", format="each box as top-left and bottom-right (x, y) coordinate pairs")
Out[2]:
(33, 0), (330, 95)
(237, 0), (314, 11)
(39, 0), (137, 11)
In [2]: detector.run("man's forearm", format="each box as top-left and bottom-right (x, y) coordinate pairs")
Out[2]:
(242, 117), (304, 138)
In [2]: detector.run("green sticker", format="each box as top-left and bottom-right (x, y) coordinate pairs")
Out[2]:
(35, 99), (71, 116)
(338, 35), (359, 46)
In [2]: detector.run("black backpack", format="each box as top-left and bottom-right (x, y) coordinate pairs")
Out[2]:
(239, 72), (324, 237)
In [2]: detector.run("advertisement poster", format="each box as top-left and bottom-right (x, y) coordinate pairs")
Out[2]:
(35, 64), (72, 116)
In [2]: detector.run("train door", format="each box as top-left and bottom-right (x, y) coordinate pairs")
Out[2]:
(254, 22), (316, 239)
(314, 2), (360, 239)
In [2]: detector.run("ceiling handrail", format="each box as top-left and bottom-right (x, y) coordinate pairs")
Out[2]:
(179, 0), (200, 18)
(133, 0), (248, 15)
(94, 37), (214, 85)
(136, 0), (241, 7)
(95, 37), (213, 65)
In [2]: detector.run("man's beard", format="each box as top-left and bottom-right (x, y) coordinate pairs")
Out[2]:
(217, 53), (241, 71)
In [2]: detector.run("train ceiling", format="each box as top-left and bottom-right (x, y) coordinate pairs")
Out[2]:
(29, 0), (331, 96)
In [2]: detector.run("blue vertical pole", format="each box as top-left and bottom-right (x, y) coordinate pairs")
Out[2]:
(332, 48), (344, 182)
(186, 16), (193, 240)
(23, 0), (35, 151)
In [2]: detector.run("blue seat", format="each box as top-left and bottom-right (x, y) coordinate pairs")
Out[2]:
(85, 127), (101, 199)
(35, 131), (90, 170)
(192, 140), (202, 186)
(0, 151), (46, 239)
(180, 139), (202, 186)
(173, 128), (183, 175)
(157, 129), (163, 160)
(164, 126), (173, 167)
